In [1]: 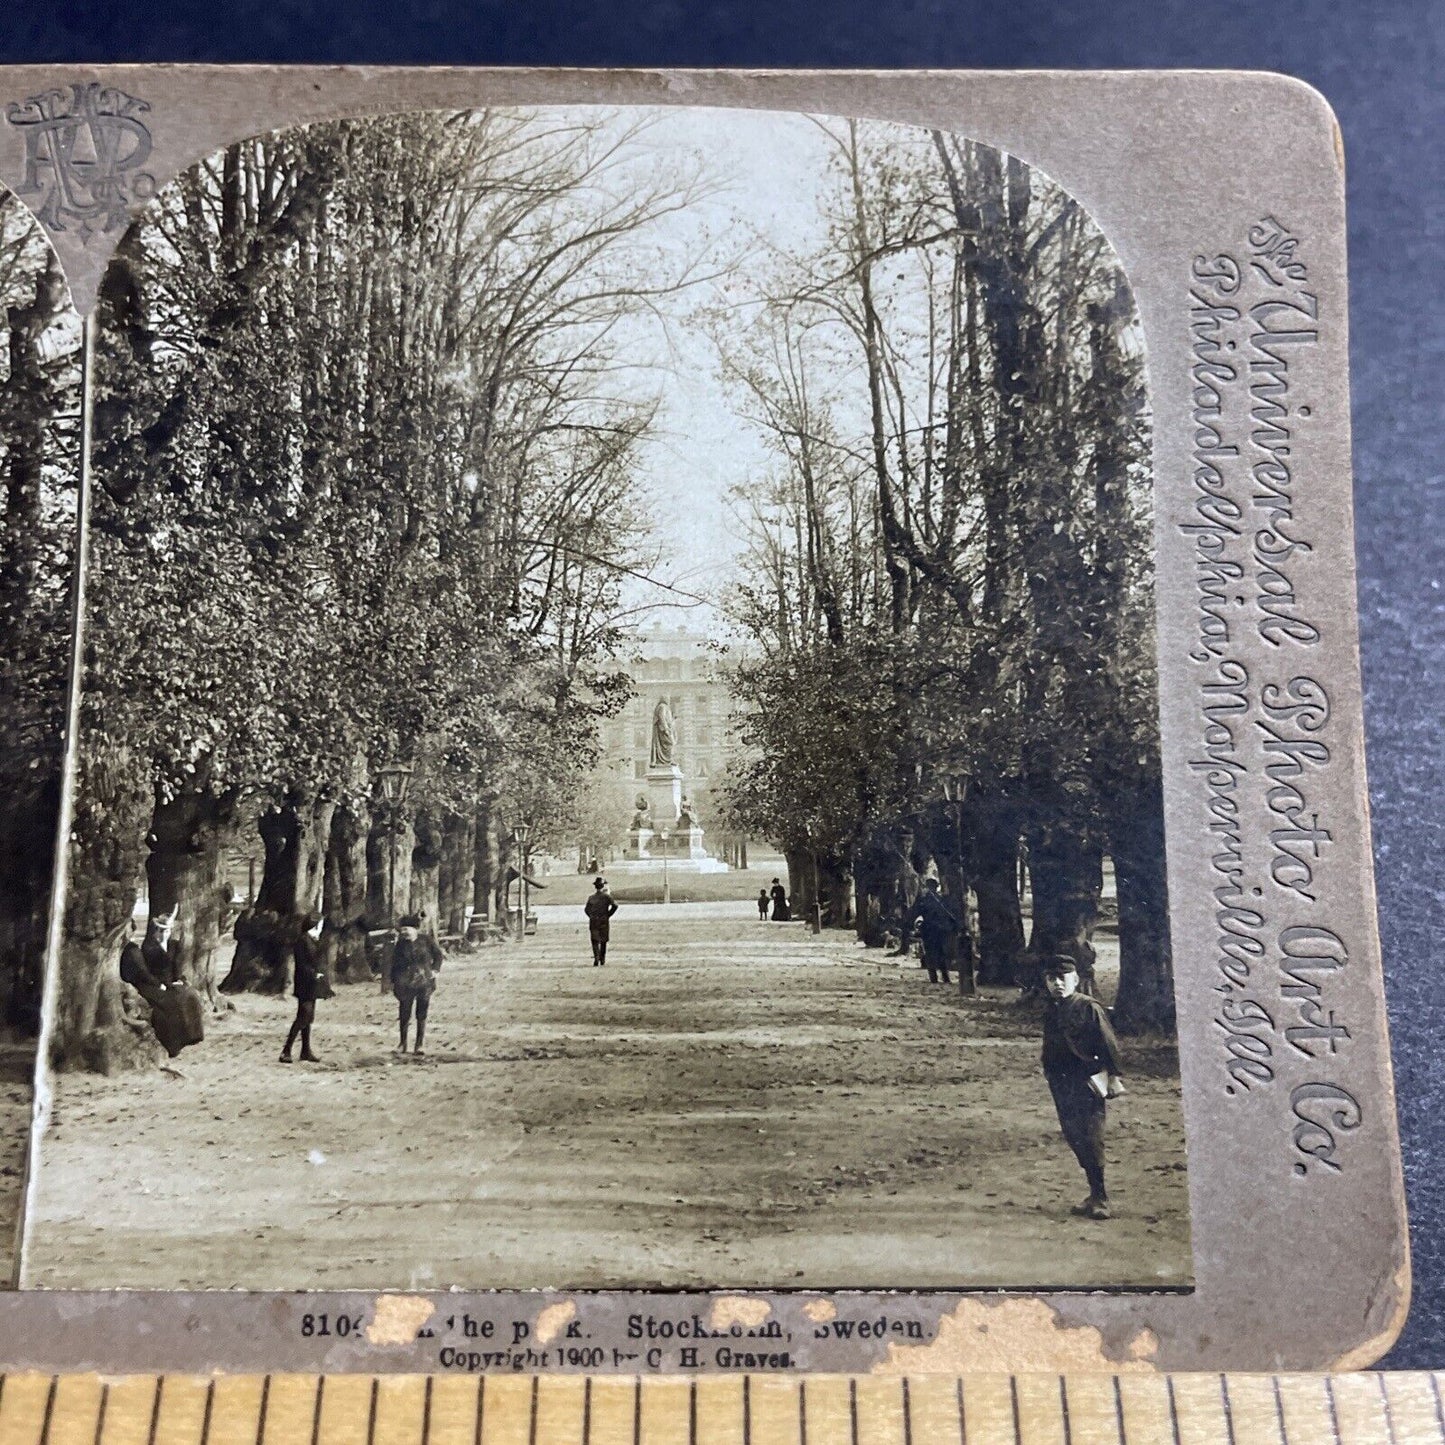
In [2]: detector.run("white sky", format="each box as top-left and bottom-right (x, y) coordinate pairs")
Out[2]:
(566, 107), (843, 632)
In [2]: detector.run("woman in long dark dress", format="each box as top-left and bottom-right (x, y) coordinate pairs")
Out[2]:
(769, 878), (791, 922)
(280, 913), (324, 1063)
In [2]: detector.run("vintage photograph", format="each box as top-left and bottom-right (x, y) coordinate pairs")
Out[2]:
(21, 104), (1189, 1291)
(0, 184), (78, 1274)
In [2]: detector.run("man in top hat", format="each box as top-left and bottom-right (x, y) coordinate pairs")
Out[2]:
(1040, 953), (1125, 1220)
(584, 876), (618, 966)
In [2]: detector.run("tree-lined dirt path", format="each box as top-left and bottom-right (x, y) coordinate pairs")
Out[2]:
(25, 906), (1189, 1290)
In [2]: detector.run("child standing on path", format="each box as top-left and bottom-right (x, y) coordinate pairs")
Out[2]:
(280, 912), (325, 1064)
(391, 914), (443, 1055)
(1040, 954), (1125, 1220)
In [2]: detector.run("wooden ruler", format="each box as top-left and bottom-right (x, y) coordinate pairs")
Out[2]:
(0, 1373), (1439, 1445)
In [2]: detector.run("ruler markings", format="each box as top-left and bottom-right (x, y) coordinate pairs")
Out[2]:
(690, 1376), (741, 1445)
(1327, 1374), (1391, 1445)
(100, 1376), (163, 1445)
(852, 1376), (904, 1445)
(40, 1373), (59, 1445)
(1221, 1373), (1281, 1445)
(43, 1375), (98, 1445)
(960, 1373), (1016, 1444)
(146, 1378), (162, 1445)
(1218, 1374), (1237, 1445)
(1374, 1373), (1396, 1445)
(1323, 1375), (1343, 1445)
(1381, 1372), (1444, 1445)
(798, 1376), (848, 1445)
(314, 1372), (369, 1445)
(156, 1377), (210, 1445)
(735, 1372), (790, 1445)
(1061, 1372), (1124, 1445)
(307, 1378), (322, 1445)
(1014, 1372), (1068, 1445)
(580, 1378), (632, 1445)
(8, 1375), (1445, 1445)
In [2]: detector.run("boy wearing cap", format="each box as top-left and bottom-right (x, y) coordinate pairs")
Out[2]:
(584, 876), (618, 965)
(1041, 954), (1125, 1220)
(390, 914), (442, 1055)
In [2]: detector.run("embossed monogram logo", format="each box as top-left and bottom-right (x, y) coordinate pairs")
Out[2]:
(5, 82), (156, 239)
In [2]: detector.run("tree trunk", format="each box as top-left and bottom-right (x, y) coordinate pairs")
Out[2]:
(368, 814), (414, 926)
(1025, 817), (1103, 990)
(784, 847), (813, 920)
(323, 801), (372, 984)
(52, 743), (156, 1074)
(255, 789), (334, 917)
(222, 788), (334, 994)
(438, 814), (474, 935)
(409, 811), (442, 928)
(969, 791), (1025, 986)
(473, 802), (498, 922)
(1110, 780), (1174, 1032)
(818, 853), (852, 928)
(0, 778), (59, 1035)
(145, 785), (237, 1006)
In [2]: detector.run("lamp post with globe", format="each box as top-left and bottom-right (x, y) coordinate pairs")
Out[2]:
(377, 760), (414, 927)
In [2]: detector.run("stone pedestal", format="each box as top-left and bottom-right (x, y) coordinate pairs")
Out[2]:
(646, 764), (683, 826)
(627, 825), (654, 860)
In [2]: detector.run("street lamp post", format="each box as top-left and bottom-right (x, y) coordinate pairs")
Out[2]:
(659, 828), (670, 905)
(377, 761), (414, 925)
(376, 760), (414, 995)
(511, 822), (531, 945)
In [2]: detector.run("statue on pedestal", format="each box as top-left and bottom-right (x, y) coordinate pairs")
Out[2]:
(631, 793), (652, 830)
(649, 699), (677, 769)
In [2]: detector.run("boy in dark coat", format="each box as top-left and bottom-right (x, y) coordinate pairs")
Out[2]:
(1041, 954), (1125, 1219)
(391, 914), (443, 1054)
(584, 877), (618, 965)
(280, 912), (325, 1063)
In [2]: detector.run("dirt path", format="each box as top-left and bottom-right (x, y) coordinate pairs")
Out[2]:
(25, 906), (1190, 1290)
